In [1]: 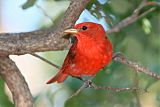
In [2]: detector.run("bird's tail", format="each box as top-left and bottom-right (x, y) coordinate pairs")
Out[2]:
(46, 70), (68, 84)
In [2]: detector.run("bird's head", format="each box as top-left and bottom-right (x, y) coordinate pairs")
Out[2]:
(64, 22), (107, 41)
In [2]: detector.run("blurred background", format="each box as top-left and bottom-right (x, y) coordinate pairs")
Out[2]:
(0, 0), (160, 107)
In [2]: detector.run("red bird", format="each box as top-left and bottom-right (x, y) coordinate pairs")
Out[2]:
(47, 22), (112, 84)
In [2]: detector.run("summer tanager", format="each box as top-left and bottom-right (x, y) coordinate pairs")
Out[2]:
(47, 22), (112, 84)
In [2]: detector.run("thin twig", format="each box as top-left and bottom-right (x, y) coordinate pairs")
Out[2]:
(145, 1), (160, 7)
(133, 0), (147, 14)
(113, 52), (160, 80)
(68, 83), (86, 99)
(69, 75), (96, 99)
(69, 77), (147, 99)
(90, 82), (147, 93)
(30, 53), (61, 70)
(138, 7), (156, 19)
(68, 74), (147, 99)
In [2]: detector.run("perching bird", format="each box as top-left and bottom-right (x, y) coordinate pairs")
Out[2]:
(47, 22), (113, 84)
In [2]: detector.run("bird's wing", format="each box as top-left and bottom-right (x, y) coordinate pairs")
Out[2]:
(61, 39), (77, 69)
(46, 40), (78, 84)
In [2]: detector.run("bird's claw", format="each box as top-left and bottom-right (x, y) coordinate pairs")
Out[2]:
(84, 80), (93, 88)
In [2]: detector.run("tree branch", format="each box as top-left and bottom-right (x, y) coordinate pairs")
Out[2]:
(0, 0), (91, 56)
(107, 1), (160, 34)
(113, 52), (160, 80)
(69, 76), (147, 99)
(0, 57), (33, 107)
(30, 53), (61, 69)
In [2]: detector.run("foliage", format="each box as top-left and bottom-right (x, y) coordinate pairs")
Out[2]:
(1, 0), (160, 107)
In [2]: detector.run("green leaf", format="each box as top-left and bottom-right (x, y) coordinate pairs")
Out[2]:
(22, 0), (36, 9)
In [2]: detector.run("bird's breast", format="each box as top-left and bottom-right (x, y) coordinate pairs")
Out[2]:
(71, 42), (112, 75)
(67, 37), (112, 76)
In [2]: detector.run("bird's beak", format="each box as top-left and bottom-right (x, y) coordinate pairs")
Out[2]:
(64, 29), (78, 35)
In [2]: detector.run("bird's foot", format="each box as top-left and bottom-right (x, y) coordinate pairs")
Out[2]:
(84, 79), (93, 88)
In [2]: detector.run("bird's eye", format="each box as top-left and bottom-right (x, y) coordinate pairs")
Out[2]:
(82, 26), (87, 30)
